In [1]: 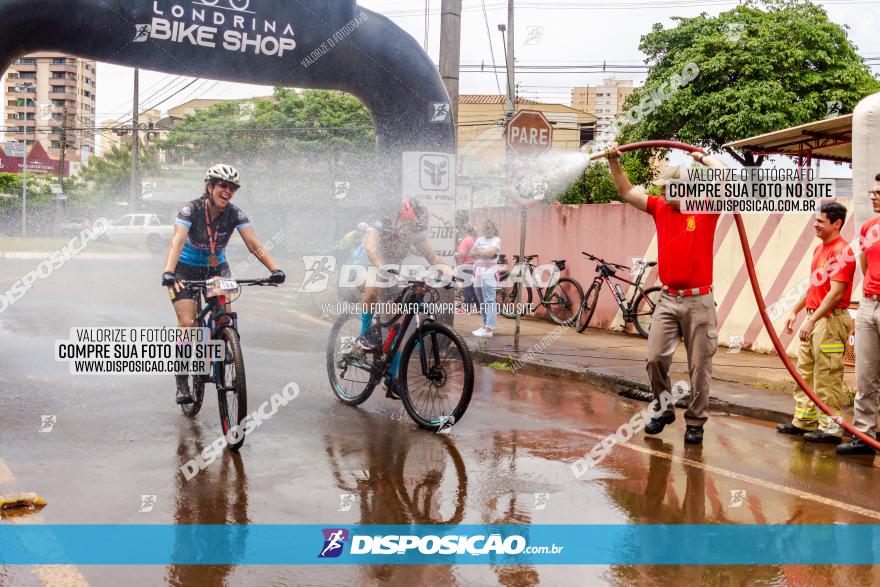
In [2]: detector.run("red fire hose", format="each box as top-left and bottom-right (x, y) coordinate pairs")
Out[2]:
(591, 140), (880, 450)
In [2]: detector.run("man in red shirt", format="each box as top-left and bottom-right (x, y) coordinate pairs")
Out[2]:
(780, 202), (855, 443)
(839, 175), (880, 455)
(608, 144), (725, 445)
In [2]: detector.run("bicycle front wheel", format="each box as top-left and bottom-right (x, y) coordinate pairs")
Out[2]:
(326, 313), (378, 405)
(399, 323), (474, 432)
(577, 280), (602, 333)
(545, 277), (584, 326)
(216, 327), (247, 452)
(632, 286), (662, 338)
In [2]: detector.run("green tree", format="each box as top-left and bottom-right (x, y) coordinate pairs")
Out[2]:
(70, 142), (159, 204)
(619, 0), (879, 165)
(159, 88), (375, 164)
(0, 172), (59, 212)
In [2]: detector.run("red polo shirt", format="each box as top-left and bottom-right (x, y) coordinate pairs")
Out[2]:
(646, 196), (719, 290)
(805, 236), (855, 311)
(860, 216), (880, 296)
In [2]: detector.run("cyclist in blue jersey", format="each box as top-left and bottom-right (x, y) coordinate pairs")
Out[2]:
(161, 164), (285, 404)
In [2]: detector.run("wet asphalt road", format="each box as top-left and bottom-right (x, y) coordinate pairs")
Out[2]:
(2, 259), (880, 586)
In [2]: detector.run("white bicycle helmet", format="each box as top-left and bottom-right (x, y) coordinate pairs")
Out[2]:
(205, 164), (241, 187)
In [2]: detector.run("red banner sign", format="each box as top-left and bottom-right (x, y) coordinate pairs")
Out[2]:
(0, 141), (70, 177)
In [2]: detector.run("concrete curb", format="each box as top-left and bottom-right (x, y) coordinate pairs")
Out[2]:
(0, 251), (151, 261)
(470, 345), (790, 425)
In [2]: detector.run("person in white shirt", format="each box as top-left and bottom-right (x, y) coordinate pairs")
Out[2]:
(469, 220), (502, 337)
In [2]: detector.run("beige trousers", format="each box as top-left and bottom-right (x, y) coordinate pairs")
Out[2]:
(646, 292), (718, 427)
(854, 298), (880, 437)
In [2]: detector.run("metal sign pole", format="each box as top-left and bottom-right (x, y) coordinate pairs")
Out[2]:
(514, 206), (526, 350)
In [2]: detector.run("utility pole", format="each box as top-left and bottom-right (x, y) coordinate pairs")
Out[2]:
(130, 68), (140, 205)
(500, 1), (526, 349)
(439, 0), (462, 125)
(500, 0), (515, 120)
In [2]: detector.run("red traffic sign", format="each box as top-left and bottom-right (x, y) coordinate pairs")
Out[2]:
(507, 110), (553, 156)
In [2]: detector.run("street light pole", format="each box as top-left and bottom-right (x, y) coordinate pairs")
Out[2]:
(18, 83), (34, 237)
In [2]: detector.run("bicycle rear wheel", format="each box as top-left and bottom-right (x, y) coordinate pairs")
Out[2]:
(496, 274), (532, 319)
(326, 313), (378, 405)
(577, 280), (602, 333)
(545, 277), (584, 326)
(216, 327), (247, 452)
(399, 323), (474, 432)
(632, 286), (662, 338)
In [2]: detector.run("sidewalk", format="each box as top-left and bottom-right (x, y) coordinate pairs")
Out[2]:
(458, 313), (856, 424)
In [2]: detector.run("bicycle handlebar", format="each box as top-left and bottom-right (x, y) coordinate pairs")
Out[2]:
(385, 268), (463, 289)
(581, 252), (629, 271)
(174, 278), (277, 288)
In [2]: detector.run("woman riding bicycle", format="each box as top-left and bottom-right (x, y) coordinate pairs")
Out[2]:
(161, 164), (285, 405)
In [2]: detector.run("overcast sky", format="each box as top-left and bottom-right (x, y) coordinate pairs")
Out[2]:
(92, 0), (880, 116)
(3, 0), (879, 153)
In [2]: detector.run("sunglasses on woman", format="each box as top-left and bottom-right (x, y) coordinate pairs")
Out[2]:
(216, 181), (239, 192)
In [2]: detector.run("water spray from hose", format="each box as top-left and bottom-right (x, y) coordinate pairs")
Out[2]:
(591, 141), (880, 451)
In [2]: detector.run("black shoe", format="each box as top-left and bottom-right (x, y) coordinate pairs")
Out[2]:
(644, 413), (675, 435)
(803, 431), (843, 444)
(175, 376), (194, 405)
(384, 378), (402, 400)
(357, 333), (380, 352)
(776, 423), (809, 436)
(836, 437), (877, 455)
(684, 425), (704, 445)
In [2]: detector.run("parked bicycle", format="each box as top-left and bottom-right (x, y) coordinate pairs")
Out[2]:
(576, 252), (661, 338)
(326, 271), (474, 432)
(495, 254), (584, 326)
(173, 275), (278, 451)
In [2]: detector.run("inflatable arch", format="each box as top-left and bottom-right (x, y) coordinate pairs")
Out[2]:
(0, 0), (457, 247)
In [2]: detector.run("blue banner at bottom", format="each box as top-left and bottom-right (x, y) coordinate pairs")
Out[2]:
(1, 524), (879, 565)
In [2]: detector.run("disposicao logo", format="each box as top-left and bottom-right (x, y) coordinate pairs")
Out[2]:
(318, 528), (349, 558)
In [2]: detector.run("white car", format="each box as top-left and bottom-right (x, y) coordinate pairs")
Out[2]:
(105, 213), (174, 254)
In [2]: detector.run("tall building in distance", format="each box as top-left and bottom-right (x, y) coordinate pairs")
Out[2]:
(571, 78), (637, 147)
(3, 52), (97, 172)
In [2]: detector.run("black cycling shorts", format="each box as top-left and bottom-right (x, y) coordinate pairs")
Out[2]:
(168, 261), (231, 304)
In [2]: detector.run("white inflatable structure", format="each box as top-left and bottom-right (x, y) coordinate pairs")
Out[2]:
(852, 92), (880, 231)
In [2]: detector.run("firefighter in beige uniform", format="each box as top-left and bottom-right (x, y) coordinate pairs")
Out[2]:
(779, 202), (855, 443)
(838, 174), (880, 455)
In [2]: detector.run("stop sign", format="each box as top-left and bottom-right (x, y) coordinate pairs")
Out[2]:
(507, 110), (553, 156)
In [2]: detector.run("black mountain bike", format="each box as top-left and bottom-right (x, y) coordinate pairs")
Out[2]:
(174, 276), (277, 451)
(577, 252), (661, 338)
(326, 272), (474, 432)
(496, 254), (584, 325)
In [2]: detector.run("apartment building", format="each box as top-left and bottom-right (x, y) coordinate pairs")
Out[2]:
(571, 79), (637, 147)
(3, 53), (97, 171)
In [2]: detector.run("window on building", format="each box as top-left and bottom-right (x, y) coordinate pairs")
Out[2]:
(51, 85), (65, 93)
(51, 141), (62, 149)
(52, 57), (68, 65)
(579, 123), (596, 147)
(16, 58), (36, 65)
